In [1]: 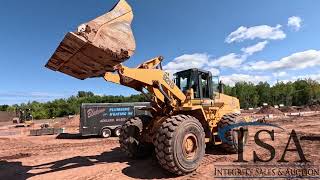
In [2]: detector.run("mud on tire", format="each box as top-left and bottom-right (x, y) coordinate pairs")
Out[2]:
(155, 115), (205, 175)
(217, 113), (248, 153)
(119, 115), (153, 158)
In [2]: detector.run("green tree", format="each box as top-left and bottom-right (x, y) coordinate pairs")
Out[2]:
(256, 82), (271, 106)
(0, 105), (9, 111)
(233, 82), (259, 108)
(1, 79), (319, 118)
(292, 80), (312, 106)
(77, 91), (94, 98)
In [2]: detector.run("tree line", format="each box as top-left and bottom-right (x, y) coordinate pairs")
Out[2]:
(0, 91), (147, 120)
(224, 79), (320, 109)
(0, 79), (319, 119)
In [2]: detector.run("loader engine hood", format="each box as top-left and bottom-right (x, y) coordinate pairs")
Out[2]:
(214, 93), (241, 114)
(45, 0), (135, 80)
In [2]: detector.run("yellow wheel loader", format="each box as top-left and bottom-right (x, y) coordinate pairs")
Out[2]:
(46, 0), (248, 175)
(13, 108), (34, 127)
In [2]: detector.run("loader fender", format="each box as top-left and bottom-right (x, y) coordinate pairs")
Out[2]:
(175, 107), (211, 139)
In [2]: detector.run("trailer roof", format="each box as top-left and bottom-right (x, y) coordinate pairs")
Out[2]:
(81, 102), (150, 107)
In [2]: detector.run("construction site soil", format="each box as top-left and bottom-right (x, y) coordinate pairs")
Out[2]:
(310, 104), (320, 111)
(299, 106), (312, 112)
(256, 105), (284, 115)
(0, 114), (319, 180)
(0, 111), (15, 122)
(280, 106), (297, 113)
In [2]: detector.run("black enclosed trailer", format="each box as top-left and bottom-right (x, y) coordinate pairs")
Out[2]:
(80, 102), (150, 138)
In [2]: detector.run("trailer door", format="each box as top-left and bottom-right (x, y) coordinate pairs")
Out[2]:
(82, 105), (107, 136)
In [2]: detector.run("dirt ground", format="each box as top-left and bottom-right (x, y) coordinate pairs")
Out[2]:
(0, 111), (15, 122)
(0, 114), (320, 180)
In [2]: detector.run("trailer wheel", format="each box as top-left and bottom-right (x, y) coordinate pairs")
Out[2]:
(119, 115), (153, 158)
(114, 127), (121, 137)
(217, 113), (248, 153)
(155, 115), (205, 175)
(101, 128), (111, 138)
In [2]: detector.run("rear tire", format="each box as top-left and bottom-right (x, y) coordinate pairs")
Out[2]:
(101, 128), (111, 138)
(217, 113), (248, 153)
(155, 115), (205, 175)
(119, 116), (153, 158)
(114, 127), (121, 137)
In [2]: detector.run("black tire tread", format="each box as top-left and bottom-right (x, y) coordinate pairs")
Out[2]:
(155, 114), (205, 175)
(218, 113), (246, 153)
(119, 115), (151, 158)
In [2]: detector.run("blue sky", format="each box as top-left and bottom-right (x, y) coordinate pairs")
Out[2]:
(1, 0), (320, 105)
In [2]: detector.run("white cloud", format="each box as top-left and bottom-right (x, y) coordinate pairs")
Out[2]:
(164, 40), (269, 75)
(163, 52), (244, 76)
(209, 53), (245, 68)
(206, 68), (220, 76)
(244, 50), (320, 71)
(288, 16), (302, 31)
(164, 39), (271, 73)
(241, 41), (268, 55)
(272, 71), (287, 77)
(290, 73), (320, 82)
(298, 74), (320, 81)
(225, 24), (286, 43)
(163, 53), (209, 75)
(221, 74), (271, 86)
(278, 73), (320, 84)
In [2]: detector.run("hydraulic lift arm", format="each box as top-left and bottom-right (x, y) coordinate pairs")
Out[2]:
(104, 56), (186, 113)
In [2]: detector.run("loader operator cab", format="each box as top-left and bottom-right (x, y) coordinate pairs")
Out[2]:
(174, 68), (220, 99)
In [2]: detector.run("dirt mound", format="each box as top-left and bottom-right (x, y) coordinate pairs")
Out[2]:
(241, 109), (258, 113)
(299, 106), (311, 112)
(0, 112), (15, 122)
(309, 104), (320, 111)
(52, 115), (80, 128)
(280, 106), (297, 113)
(65, 115), (80, 128)
(257, 106), (283, 115)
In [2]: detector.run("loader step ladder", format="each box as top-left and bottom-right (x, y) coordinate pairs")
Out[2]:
(213, 132), (222, 145)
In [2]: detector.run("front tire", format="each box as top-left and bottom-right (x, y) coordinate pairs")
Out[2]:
(155, 115), (205, 175)
(119, 116), (153, 158)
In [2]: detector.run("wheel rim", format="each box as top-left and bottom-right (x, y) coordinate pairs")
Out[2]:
(115, 129), (121, 136)
(103, 130), (110, 137)
(182, 133), (198, 160)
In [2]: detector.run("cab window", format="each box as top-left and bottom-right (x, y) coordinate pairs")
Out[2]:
(200, 73), (210, 98)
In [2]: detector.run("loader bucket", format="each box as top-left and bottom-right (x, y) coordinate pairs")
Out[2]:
(45, 0), (135, 80)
